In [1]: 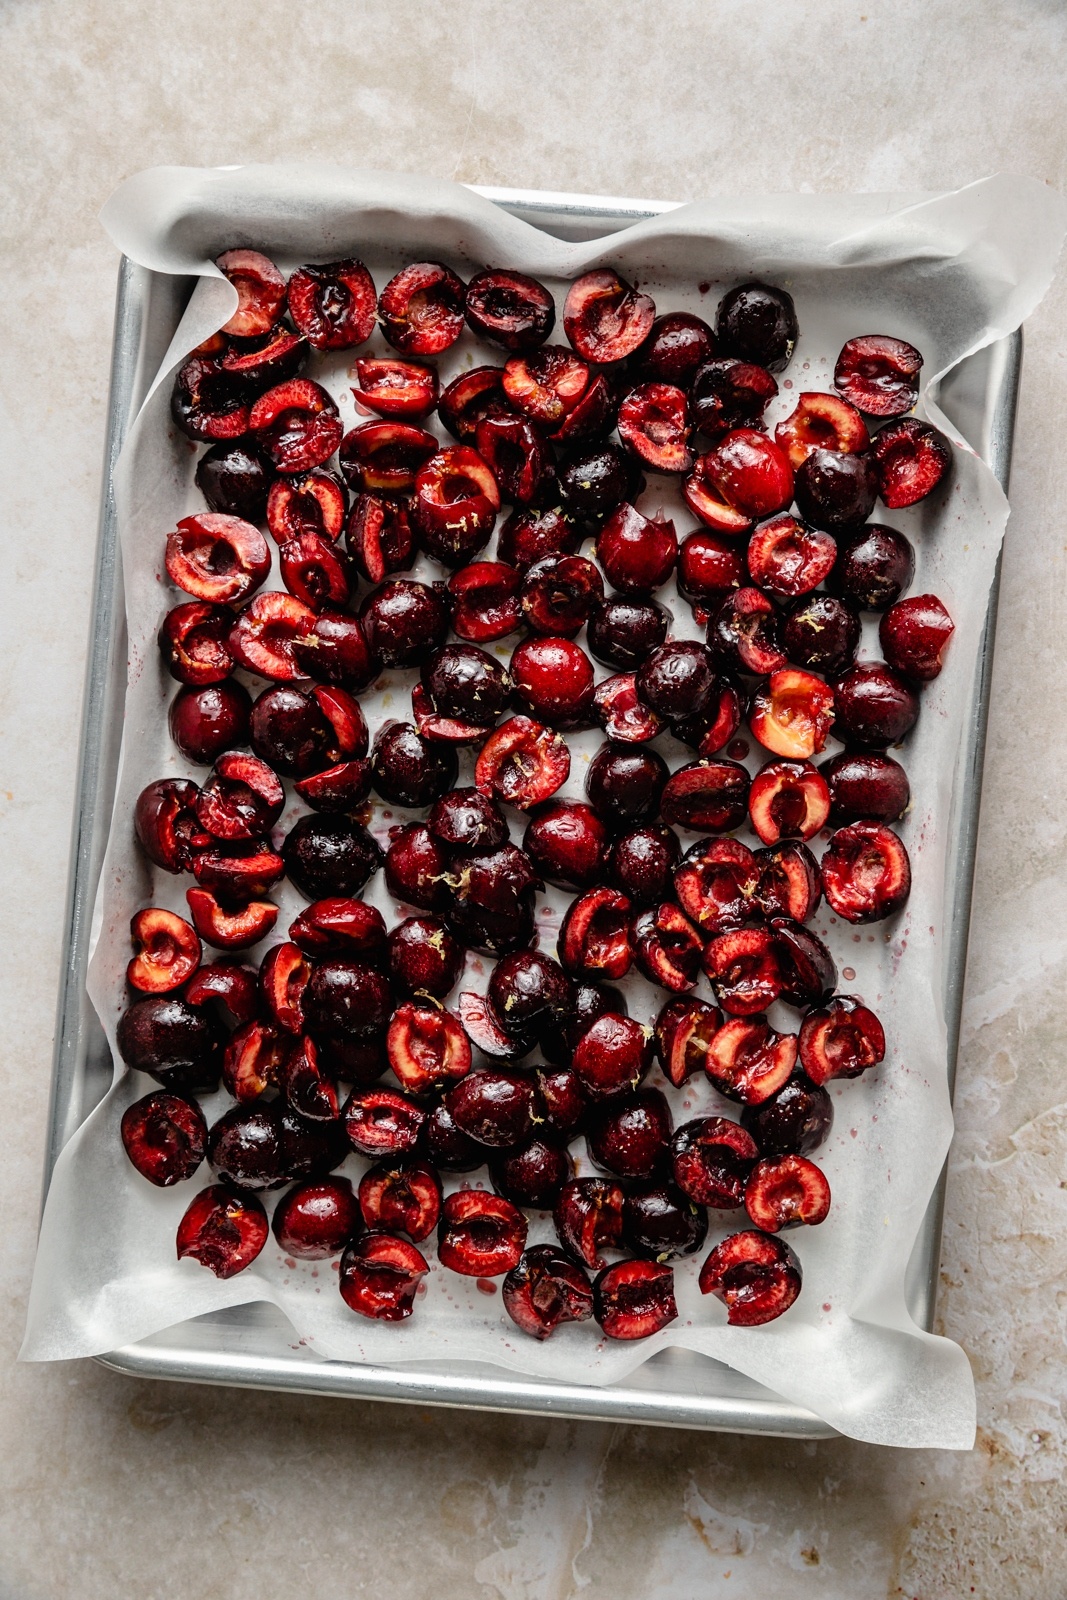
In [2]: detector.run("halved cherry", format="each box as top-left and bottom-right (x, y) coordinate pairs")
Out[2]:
(660, 759), (750, 834)
(259, 941), (312, 1034)
(774, 392), (869, 468)
(520, 554), (603, 637)
(191, 845), (286, 903)
(671, 1116), (758, 1207)
(821, 822), (911, 923)
(344, 1086), (426, 1157)
(871, 417), (952, 508)
(673, 837), (759, 934)
(700, 428), (794, 519)
(229, 591), (318, 681)
(281, 1035), (341, 1122)
(413, 445), (501, 568)
(289, 897), (387, 960)
(745, 1155), (830, 1231)
(286, 258), (376, 350)
(571, 1012), (653, 1099)
(746, 515), (836, 599)
(279, 531), (350, 609)
(221, 1017), (288, 1102)
(564, 269), (655, 363)
(438, 365), (513, 442)
(176, 1184), (269, 1279)
(690, 357), (778, 440)
(475, 715), (570, 809)
(216, 249), (287, 338)
(378, 261), (466, 356)
(553, 1177), (625, 1270)
(835, 335), (922, 418)
(708, 586), (786, 675)
(593, 673), (662, 742)
(632, 903), (704, 993)
(683, 451), (756, 535)
(703, 927), (784, 1016)
(410, 683), (490, 746)
(344, 493), (415, 584)
(249, 378), (342, 474)
(294, 760), (373, 813)
(266, 470), (348, 546)
(351, 356), (438, 419)
(171, 354), (250, 443)
(799, 994), (886, 1084)
(465, 269), (556, 351)
(705, 1017), (798, 1104)
(185, 961), (260, 1027)
(503, 345), (590, 426)
(550, 372), (615, 444)
(339, 421), (438, 495)
(748, 760), (830, 846)
(475, 415), (550, 505)
(654, 997), (724, 1086)
(121, 1090), (208, 1186)
(159, 602), (234, 687)
(673, 679), (745, 759)
(448, 560), (522, 642)
(292, 608), (378, 690)
(220, 327), (307, 390)
(750, 669), (835, 759)
(165, 514), (270, 605)
(754, 840), (821, 923)
(359, 1158), (441, 1242)
(186, 889), (279, 950)
(558, 888), (634, 981)
(595, 503), (678, 595)
(617, 383), (692, 473)
(386, 1000), (472, 1095)
(127, 908), (202, 994)
(678, 529), (746, 604)
(456, 991), (535, 1062)
(879, 594), (955, 681)
(771, 918), (837, 1008)
(593, 1258), (676, 1340)
(339, 1233), (429, 1321)
(196, 752), (285, 842)
(698, 1229), (802, 1324)
(503, 1246), (594, 1340)
(438, 1190), (528, 1277)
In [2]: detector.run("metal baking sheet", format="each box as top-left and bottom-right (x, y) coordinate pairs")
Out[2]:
(43, 190), (1021, 1438)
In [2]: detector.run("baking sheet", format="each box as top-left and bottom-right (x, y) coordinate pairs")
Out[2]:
(22, 167), (1067, 1449)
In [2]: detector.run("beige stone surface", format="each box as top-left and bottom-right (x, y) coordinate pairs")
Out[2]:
(2, 1), (1067, 1594)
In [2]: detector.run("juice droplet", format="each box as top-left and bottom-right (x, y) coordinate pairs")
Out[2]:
(476, 1277), (498, 1295)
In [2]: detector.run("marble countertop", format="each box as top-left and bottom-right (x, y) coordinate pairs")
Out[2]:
(3, 2), (1066, 1594)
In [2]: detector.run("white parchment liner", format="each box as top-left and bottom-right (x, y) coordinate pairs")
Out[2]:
(21, 168), (1067, 1449)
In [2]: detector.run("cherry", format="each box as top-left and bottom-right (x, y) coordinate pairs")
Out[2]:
(609, 824), (680, 906)
(690, 357), (778, 441)
(487, 949), (572, 1036)
(523, 801), (608, 889)
(821, 751), (910, 823)
(291, 609), (378, 690)
(448, 561), (522, 643)
(358, 1160), (441, 1242)
(229, 592), (319, 682)
(830, 524), (915, 610)
(587, 1088), (672, 1178)
(617, 383), (692, 473)
(708, 586), (786, 675)
(160, 603), (235, 688)
(654, 996), (723, 1086)
(497, 506), (579, 570)
(781, 593), (861, 677)
(387, 1000), (471, 1094)
(749, 669), (835, 761)
(457, 990), (535, 1062)
(475, 716), (570, 810)
(705, 1016), (798, 1104)
(249, 379), (343, 475)
(520, 554), (603, 637)
(439, 365), (513, 443)
(510, 636), (594, 728)
(117, 994), (221, 1085)
(835, 334), (922, 417)
(343, 1086), (426, 1158)
(748, 760), (830, 846)
(754, 841), (822, 924)
(587, 596), (670, 669)
(176, 1184), (269, 1278)
(747, 514), (836, 599)
(633, 642), (712, 722)
(534, 1063), (588, 1135)
(671, 1116), (758, 1208)
(673, 680), (745, 759)
(673, 836), (758, 934)
(833, 662), (918, 748)
(585, 742), (668, 825)
(490, 1138), (571, 1209)
(360, 578), (450, 666)
(282, 815), (382, 900)
(171, 353), (250, 443)
(126, 908), (202, 994)
(774, 392), (869, 468)
(553, 1177), (625, 1270)
(196, 441), (271, 522)
(197, 752), (285, 842)
(799, 993), (886, 1083)
(190, 843), (285, 904)
(464, 268), (555, 350)
(385, 823), (450, 912)
(703, 926), (785, 1016)
(258, 942), (311, 1034)
(564, 269), (655, 363)
(121, 1091), (207, 1186)
(821, 822), (911, 922)
(377, 261), (466, 355)
(370, 722), (458, 808)
(698, 1229), (802, 1325)
(426, 1101), (484, 1171)
(428, 788), (509, 855)
(250, 685), (360, 777)
(879, 594), (954, 680)
(559, 890), (635, 982)
(286, 258), (376, 350)
(351, 356), (438, 419)
(438, 1190), (528, 1277)
(872, 417), (951, 508)
(558, 442), (643, 529)
(446, 1070), (538, 1148)
(476, 414), (551, 505)
(345, 494), (416, 585)
(339, 1233), (429, 1320)
(503, 1246), (594, 1340)
(216, 249), (287, 337)
(677, 529), (746, 605)
(208, 1104), (290, 1190)
(660, 758), (750, 834)
(745, 1155), (830, 1231)
(388, 916), (464, 998)
(304, 958), (391, 1045)
(273, 1177), (361, 1258)
(220, 327), (308, 392)
(185, 891), (279, 951)
(550, 373), (616, 444)
(503, 345), (589, 427)
(624, 1184), (707, 1261)
(445, 843), (541, 955)
(770, 918), (837, 1008)
(740, 1070), (833, 1156)
(794, 448), (878, 533)
(413, 445), (501, 567)
(632, 903), (704, 993)
(339, 421), (438, 495)
(716, 282), (798, 372)
(593, 1259), (677, 1339)
(165, 513), (270, 607)
(633, 312), (716, 388)
(595, 503), (677, 594)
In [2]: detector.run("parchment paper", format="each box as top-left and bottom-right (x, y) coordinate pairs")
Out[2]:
(21, 167), (1067, 1449)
